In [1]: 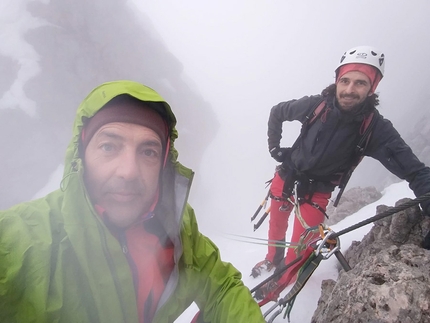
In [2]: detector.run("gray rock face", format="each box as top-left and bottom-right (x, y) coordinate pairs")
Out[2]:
(0, 0), (219, 209)
(312, 198), (430, 323)
(326, 186), (382, 226)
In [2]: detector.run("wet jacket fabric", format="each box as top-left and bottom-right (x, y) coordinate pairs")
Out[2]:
(268, 94), (430, 213)
(0, 80), (264, 323)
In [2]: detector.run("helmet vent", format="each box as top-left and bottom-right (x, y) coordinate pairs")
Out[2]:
(379, 53), (385, 66)
(336, 46), (385, 77)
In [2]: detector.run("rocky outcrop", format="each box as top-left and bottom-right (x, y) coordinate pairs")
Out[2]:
(312, 198), (430, 323)
(326, 186), (382, 226)
(0, 0), (219, 209)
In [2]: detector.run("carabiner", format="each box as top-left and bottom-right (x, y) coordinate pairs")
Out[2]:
(314, 229), (340, 259)
(265, 302), (285, 323)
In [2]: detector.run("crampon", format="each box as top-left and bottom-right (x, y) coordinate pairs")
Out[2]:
(253, 279), (278, 301)
(251, 259), (276, 278)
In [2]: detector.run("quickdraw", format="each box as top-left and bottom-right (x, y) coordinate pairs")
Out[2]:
(290, 181), (309, 230)
(252, 190), (293, 231)
(255, 224), (349, 322)
(251, 191), (270, 222)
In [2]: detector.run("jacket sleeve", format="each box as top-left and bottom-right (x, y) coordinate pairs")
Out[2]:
(267, 95), (322, 150)
(181, 208), (265, 323)
(366, 116), (430, 215)
(0, 205), (52, 323)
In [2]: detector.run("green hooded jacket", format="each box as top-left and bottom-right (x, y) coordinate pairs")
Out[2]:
(0, 80), (264, 323)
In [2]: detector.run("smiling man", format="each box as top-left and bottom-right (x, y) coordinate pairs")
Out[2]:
(0, 81), (265, 323)
(251, 46), (430, 300)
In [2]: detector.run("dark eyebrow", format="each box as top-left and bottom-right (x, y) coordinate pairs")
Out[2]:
(96, 131), (124, 141)
(139, 140), (162, 148)
(95, 130), (162, 148)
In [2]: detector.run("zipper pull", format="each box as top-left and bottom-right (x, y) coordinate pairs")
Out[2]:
(118, 231), (128, 254)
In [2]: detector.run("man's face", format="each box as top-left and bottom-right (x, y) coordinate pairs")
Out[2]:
(336, 71), (373, 112)
(84, 122), (163, 228)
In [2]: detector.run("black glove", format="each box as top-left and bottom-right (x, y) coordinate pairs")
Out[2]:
(269, 146), (288, 163)
(422, 230), (430, 250)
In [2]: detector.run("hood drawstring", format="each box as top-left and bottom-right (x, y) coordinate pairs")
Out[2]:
(60, 160), (79, 192)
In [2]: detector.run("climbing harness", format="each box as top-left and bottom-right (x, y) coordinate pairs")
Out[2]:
(251, 180), (326, 232)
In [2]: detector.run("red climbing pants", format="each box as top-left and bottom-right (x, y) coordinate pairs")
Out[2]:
(266, 171), (331, 277)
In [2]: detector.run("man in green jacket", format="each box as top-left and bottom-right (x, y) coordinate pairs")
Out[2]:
(0, 80), (264, 323)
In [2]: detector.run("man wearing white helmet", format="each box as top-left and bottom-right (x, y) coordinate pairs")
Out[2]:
(252, 46), (430, 300)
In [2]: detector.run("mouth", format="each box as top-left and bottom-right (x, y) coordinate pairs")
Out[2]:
(339, 96), (359, 108)
(341, 95), (358, 101)
(107, 191), (139, 202)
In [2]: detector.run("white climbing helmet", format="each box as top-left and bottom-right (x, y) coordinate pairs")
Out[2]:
(336, 46), (385, 77)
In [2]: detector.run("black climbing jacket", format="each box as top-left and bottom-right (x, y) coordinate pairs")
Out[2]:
(267, 94), (430, 213)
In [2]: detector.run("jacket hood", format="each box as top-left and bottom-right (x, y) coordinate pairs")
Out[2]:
(63, 80), (183, 177)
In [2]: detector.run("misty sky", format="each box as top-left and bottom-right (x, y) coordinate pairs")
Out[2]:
(130, 1), (430, 234)
(2, 0), (429, 235)
(134, 1), (430, 124)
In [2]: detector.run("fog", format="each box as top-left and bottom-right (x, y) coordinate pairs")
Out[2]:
(133, 1), (430, 234)
(2, 0), (430, 239)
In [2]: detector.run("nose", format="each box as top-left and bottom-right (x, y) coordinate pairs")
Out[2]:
(344, 82), (356, 93)
(116, 149), (139, 180)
